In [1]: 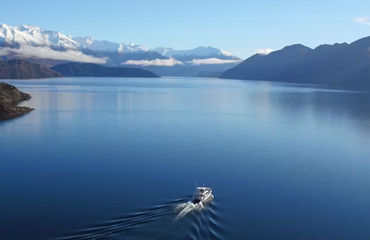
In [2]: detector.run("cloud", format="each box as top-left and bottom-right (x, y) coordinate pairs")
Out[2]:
(188, 58), (242, 65)
(0, 46), (107, 63)
(254, 48), (274, 55)
(354, 17), (370, 25)
(124, 58), (183, 66)
(220, 49), (234, 57)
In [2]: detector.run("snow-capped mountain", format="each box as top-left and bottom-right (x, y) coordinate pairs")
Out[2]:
(0, 24), (79, 50)
(153, 47), (174, 56)
(0, 24), (152, 54)
(0, 23), (241, 76)
(155, 46), (240, 61)
(0, 24), (162, 64)
(73, 37), (150, 53)
(73, 37), (121, 52)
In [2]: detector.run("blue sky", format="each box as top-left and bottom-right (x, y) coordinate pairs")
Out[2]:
(1, 0), (369, 58)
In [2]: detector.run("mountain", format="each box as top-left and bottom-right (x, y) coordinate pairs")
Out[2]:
(221, 36), (370, 89)
(73, 37), (150, 53)
(221, 44), (312, 80)
(72, 36), (167, 66)
(137, 63), (239, 77)
(0, 23), (241, 76)
(154, 46), (240, 61)
(0, 59), (62, 79)
(128, 46), (241, 76)
(153, 47), (174, 56)
(0, 82), (33, 120)
(0, 24), (79, 50)
(0, 23), (167, 65)
(52, 62), (159, 78)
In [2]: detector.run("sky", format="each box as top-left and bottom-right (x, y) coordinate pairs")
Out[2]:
(1, 0), (369, 58)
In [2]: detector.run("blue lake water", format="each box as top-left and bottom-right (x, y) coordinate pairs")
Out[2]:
(1, 77), (370, 240)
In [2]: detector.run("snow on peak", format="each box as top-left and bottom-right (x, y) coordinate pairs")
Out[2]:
(72, 37), (149, 53)
(153, 47), (174, 55)
(74, 36), (94, 46)
(0, 23), (153, 54)
(16, 24), (41, 33)
(0, 23), (241, 66)
(124, 43), (150, 53)
(0, 23), (79, 49)
(73, 37), (121, 52)
(154, 46), (239, 60)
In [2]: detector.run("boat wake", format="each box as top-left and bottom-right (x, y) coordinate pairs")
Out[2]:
(174, 187), (214, 220)
(175, 202), (198, 219)
(56, 191), (223, 240)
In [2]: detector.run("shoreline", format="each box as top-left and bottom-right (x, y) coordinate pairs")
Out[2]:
(0, 83), (33, 121)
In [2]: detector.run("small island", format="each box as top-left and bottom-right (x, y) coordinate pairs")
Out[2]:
(0, 83), (33, 120)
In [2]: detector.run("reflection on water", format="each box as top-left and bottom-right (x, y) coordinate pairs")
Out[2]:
(1, 77), (370, 240)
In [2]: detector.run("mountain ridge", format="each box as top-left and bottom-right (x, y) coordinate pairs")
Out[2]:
(0, 23), (240, 76)
(51, 62), (160, 78)
(0, 59), (62, 79)
(221, 36), (370, 89)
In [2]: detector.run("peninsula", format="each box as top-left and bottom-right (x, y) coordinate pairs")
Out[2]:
(0, 82), (33, 120)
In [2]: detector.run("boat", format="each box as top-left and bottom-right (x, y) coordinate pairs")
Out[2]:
(175, 187), (214, 220)
(192, 187), (214, 208)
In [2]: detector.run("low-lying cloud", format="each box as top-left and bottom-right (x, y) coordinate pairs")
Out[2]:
(354, 17), (370, 25)
(0, 46), (107, 63)
(124, 58), (183, 66)
(188, 58), (241, 65)
(255, 48), (274, 55)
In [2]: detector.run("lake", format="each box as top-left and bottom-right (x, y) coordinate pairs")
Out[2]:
(1, 77), (370, 240)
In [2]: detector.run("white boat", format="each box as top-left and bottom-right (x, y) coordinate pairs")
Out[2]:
(174, 187), (214, 219)
(192, 187), (214, 208)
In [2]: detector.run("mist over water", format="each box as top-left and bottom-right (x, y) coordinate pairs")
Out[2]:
(1, 77), (370, 240)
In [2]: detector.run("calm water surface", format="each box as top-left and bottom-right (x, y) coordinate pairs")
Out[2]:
(1, 77), (370, 240)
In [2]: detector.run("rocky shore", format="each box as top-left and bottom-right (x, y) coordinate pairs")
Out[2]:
(0, 83), (33, 120)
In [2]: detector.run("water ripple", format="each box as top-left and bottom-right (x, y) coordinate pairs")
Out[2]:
(56, 194), (224, 240)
